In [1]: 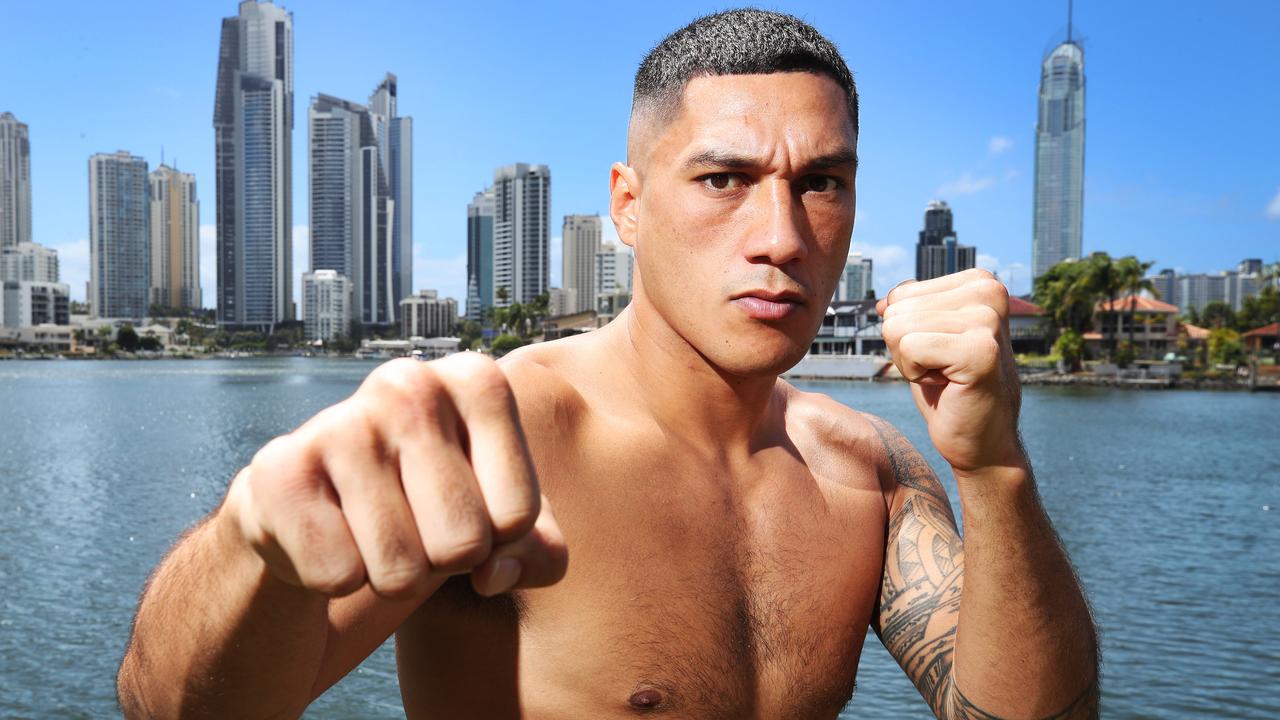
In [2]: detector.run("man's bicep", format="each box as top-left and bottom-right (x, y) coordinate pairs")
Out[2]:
(864, 414), (964, 716)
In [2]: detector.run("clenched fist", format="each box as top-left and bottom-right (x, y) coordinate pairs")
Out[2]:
(223, 352), (568, 600)
(878, 268), (1024, 474)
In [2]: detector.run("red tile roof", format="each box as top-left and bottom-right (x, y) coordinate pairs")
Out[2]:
(1243, 322), (1279, 338)
(1008, 296), (1044, 316)
(1180, 323), (1210, 340)
(1095, 294), (1179, 314)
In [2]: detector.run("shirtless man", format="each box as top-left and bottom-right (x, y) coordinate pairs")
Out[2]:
(118, 9), (1097, 719)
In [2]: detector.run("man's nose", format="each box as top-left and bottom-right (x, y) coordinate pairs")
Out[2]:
(741, 179), (809, 266)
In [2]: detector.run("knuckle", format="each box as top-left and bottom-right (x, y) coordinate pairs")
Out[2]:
(489, 495), (541, 538)
(368, 561), (430, 599)
(428, 525), (493, 572)
(880, 317), (901, 345)
(308, 557), (365, 597)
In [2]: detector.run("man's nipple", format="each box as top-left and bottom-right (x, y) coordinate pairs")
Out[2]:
(628, 687), (664, 712)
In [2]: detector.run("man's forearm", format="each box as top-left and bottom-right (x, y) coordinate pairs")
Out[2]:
(950, 461), (1098, 717)
(118, 477), (329, 719)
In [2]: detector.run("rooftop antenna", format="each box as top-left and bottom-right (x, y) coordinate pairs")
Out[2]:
(161, 145), (165, 167)
(1067, 0), (1074, 43)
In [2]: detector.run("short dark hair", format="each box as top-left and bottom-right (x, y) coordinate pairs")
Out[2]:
(632, 8), (858, 133)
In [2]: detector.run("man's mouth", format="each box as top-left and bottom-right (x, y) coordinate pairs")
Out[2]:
(730, 290), (805, 320)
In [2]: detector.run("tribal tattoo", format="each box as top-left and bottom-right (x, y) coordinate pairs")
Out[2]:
(864, 414), (1098, 720)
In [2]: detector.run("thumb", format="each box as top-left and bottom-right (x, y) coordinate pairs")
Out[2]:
(471, 494), (568, 596)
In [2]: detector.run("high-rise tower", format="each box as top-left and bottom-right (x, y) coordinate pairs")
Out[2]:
(89, 152), (150, 319)
(492, 164), (550, 307)
(308, 93), (396, 327)
(1032, 6), (1086, 280)
(916, 200), (975, 281)
(466, 187), (495, 322)
(214, 0), (294, 329)
(0, 112), (32, 250)
(562, 215), (602, 314)
(369, 74), (413, 308)
(149, 165), (201, 310)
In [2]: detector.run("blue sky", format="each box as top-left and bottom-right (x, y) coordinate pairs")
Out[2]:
(2, 0), (1277, 306)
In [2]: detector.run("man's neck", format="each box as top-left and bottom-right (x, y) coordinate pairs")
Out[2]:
(605, 299), (781, 457)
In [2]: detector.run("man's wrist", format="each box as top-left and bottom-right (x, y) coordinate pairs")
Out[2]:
(950, 455), (1038, 520)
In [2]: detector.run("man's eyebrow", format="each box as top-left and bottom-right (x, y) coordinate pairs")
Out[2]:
(681, 149), (761, 170)
(680, 147), (859, 172)
(805, 148), (859, 173)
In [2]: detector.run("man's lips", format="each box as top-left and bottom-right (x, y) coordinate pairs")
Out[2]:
(730, 290), (805, 320)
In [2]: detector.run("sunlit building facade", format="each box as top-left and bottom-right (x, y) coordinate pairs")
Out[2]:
(1032, 40), (1086, 280)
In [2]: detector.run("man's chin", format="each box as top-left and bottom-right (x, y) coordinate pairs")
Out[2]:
(707, 333), (811, 379)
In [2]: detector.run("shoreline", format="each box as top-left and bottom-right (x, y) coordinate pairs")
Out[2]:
(5, 352), (1278, 392)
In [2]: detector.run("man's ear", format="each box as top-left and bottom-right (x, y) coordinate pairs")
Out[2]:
(609, 162), (641, 250)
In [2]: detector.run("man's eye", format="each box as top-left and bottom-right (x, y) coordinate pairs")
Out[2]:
(804, 175), (840, 193)
(701, 173), (743, 191)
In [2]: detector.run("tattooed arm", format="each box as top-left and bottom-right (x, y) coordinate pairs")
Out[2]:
(865, 415), (1098, 720)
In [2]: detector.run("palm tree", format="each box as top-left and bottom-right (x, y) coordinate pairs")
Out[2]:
(1078, 252), (1125, 362)
(1033, 260), (1094, 338)
(1116, 256), (1156, 365)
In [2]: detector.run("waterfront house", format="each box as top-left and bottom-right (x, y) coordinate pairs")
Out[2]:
(1008, 296), (1049, 355)
(811, 300), (885, 355)
(1243, 322), (1278, 357)
(1087, 294), (1179, 359)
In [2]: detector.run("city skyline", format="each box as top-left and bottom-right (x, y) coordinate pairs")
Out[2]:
(1, 1), (1277, 309)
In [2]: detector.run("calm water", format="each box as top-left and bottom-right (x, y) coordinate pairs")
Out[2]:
(1, 358), (1277, 719)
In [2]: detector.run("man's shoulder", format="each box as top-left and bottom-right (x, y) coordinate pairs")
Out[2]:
(777, 381), (892, 489)
(496, 334), (596, 429)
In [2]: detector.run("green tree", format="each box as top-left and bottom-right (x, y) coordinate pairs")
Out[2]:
(456, 320), (482, 351)
(1238, 284), (1278, 332)
(1079, 252), (1125, 362)
(1199, 300), (1236, 330)
(1116, 256), (1156, 365)
(139, 336), (162, 352)
(1033, 259), (1096, 338)
(490, 334), (527, 357)
(117, 324), (140, 353)
(1052, 329), (1086, 372)
(1207, 328), (1245, 366)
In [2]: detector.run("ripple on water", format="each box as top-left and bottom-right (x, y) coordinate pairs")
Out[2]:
(1, 363), (1277, 718)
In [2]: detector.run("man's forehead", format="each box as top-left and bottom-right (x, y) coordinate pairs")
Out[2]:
(651, 73), (857, 164)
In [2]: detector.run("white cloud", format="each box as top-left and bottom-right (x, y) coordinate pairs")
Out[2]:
(199, 224), (216, 308)
(976, 253), (1031, 297)
(936, 173), (995, 197)
(1266, 187), (1280, 220)
(850, 241), (913, 299)
(49, 238), (90, 302)
(988, 136), (1014, 155)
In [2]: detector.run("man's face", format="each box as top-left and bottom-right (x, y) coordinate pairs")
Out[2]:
(625, 72), (857, 377)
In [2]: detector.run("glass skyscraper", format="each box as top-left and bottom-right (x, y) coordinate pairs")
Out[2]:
(214, 0), (294, 329)
(466, 187), (495, 322)
(369, 74), (412, 310)
(1032, 38), (1086, 280)
(0, 112), (32, 250)
(89, 152), (150, 320)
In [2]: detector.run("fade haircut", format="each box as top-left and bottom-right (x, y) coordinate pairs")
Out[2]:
(631, 9), (859, 135)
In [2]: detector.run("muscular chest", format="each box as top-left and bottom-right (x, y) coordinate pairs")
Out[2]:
(525, 446), (886, 717)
